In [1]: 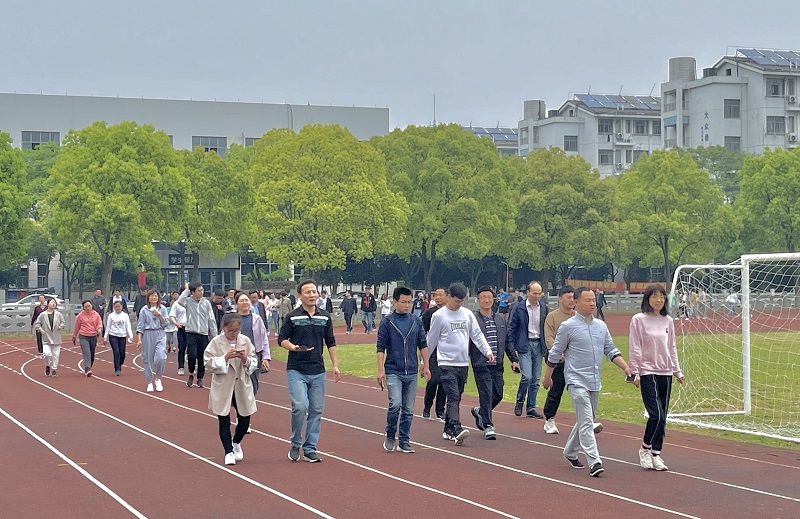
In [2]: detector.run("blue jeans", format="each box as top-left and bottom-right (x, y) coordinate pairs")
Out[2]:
(362, 311), (374, 331)
(515, 340), (543, 413)
(386, 373), (418, 442)
(287, 370), (326, 453)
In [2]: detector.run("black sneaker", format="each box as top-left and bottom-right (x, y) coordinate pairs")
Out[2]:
(514, 402), (523, 416)
(453, 428), (470, 445)
(589, 462), (604, 477)
(422, 408), (431, 419)
(303, 451), (322, 463)
(288, 447), (300, 462)
(51, 370), (58, 377)
(187, 374), (194, 387)
(526, 410), (544, 419)
(196, 378), (204, 388)
(397, 442), (415, 453)
(435, 414), (445, 422)
(45, 366), (51, 376)
(565, 455), (585, 469)
(471, 407), (484, 431)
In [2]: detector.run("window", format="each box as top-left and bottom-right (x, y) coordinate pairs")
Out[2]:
(634, 120), (648, 135)
(633, 150), (648, 163)
(652, 120), (661, 135)
(788, 78), (797, 96)
(625, 120), (632, 134)
(563, 135), (578, 151)
(789, 116), (796, 134)
(532, 127), (539, 144)
(724, 99), (740, 119)
(192, 136), (227, 155)
(767, 116), (786, 134)
(614, 149), (622, 163)
(244, 137), (259, 147)
(37, 262), (47, 289)
(682, 90), (690, 110)
(625, 149), (633, 163)
(767, 78), (784, 97)
(598, 149), (613, 165)
(724, 136), (741, 152)
(597, 119), (612, 134)
(519, 127), (529, 145)
(21, 131), (59, 150)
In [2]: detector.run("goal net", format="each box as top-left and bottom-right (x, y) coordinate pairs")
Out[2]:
(669, 253), (800, 443)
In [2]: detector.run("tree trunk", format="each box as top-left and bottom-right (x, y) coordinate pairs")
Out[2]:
(540, 268), (551, 296)
(191, 252), (201, 283)
(100, 253), (114, 297)
(424, 241), (438, 293)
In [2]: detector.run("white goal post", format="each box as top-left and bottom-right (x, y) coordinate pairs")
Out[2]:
(668, 253), (800, 443)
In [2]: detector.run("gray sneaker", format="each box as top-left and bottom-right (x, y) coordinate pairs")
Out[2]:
(303, 451), (322, 463)
(483, 425), (496, 440)
(397, 442), (415, 453)
(288, 446), (301, 462)
(383, 437), (396, 452)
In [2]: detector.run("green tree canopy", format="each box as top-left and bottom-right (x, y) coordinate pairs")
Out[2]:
(249, 124), (407, 278)
(23, 141), (60, 221)
(372, 124), (513, 291)
(736, 147), (800, 253)
(618, 149), (738, 282)
(46, 121), (189, 295)
(0, 132), (32, 271)
(689, 145), (745, 204)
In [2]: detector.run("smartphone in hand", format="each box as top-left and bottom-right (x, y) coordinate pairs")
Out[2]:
(625, 373), (637, 383)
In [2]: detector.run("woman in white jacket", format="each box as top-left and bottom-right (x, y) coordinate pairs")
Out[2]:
(35, 299), (65, 377)
(104, 300), (133, 376)
(204, 312), (258, 466)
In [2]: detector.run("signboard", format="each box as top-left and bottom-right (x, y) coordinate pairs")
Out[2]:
(566, 279), (666, 293)
(168, 254), (195, 266)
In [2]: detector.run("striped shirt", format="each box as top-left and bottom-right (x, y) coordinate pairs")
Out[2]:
(481, 314), (498, 365)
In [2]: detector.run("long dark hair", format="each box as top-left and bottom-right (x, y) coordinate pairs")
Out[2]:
(641, 284), (669, 316)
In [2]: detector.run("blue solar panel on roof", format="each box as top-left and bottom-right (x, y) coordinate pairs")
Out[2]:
(597, 96), (618, 109)
(777, 50), (800, 61)
(752, 56), (775, 65)
(738, 49), (761, 58)
(576, 94), (603, 108)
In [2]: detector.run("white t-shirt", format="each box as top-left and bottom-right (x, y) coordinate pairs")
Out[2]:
(427, 306), (491, 367)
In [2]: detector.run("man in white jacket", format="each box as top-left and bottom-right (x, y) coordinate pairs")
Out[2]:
(427, 282), (494, 445)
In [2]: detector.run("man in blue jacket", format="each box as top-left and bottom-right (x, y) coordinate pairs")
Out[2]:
(376, 286), (431, 453)
(508, 281), (549, 418)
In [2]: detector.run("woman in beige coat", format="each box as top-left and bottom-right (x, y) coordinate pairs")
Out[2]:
(204, 313), (258, 466)
(35, 299), (65, 377)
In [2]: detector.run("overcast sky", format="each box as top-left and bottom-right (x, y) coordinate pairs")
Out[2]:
(3, 1), (799, 130)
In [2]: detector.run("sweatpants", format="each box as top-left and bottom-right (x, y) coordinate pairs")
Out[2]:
(79, 334), (97, 372)
(176, 327), (187, 369)
(141, 329), (166, 382)
(543, 362), (566, 420)
(439, 365), (468, 435)
(186, 332), (209, 379)
(42, 343), (61, 370)
(564, 385), (601, 467)
(640, 374), (673, 452)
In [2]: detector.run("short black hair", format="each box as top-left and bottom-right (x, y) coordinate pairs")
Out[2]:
(213, 289), (225, 297)
(297, 279), (316, 294)
(559, 285), (575, 297)
(477, 285), (494, 297)
(447, 282), (468, 300)
(188, 283), (202, 293)
(249, 289), (259, 296)
(573, 286), (593, 302)
(642, 284), (669, 316)
(393, 286), (413, 301)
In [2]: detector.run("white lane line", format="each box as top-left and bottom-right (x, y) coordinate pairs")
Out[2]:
(0, 406), (148, 519)
(18, 358), (335, 519)
(260, 380), (800, 505)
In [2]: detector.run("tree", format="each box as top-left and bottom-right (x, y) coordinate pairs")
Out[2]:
(689, 145), (745, 204)
(507, 149), (620, 293)
(372, 124), (513, 291)
(23, 141), (60, 221)
(27, 222), (57, 288)
(736, 148), (800, 253)
(618, 149), (738, 283)
(47, 121), (189, 295)
(249, 125), (407, 279)
(0, 132), (32, 271)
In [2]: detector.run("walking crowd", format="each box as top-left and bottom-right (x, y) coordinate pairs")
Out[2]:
(32, 279), (684, 476)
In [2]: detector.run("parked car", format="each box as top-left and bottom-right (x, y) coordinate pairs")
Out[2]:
(331, 291), (366, 310)
(2, 293), (66, 313)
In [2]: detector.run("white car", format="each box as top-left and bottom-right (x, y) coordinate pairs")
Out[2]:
(1, 293), (66, 313)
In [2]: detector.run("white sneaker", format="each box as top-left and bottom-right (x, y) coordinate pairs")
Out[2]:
(232, 442), (244, 461)
(593, 422), (604, 434)
(543, 418), (559, 434)
(224, 452), (236, 465)
(639, 447), (653, 469)
(146, 382), (154, 393)
(652, 455), (668, 471)
(154, 379), (163, 392)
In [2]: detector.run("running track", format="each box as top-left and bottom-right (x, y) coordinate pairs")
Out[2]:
(1, 336), (799, 519)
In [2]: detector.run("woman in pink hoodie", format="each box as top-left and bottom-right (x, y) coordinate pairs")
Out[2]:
(628, 284), (686, 472)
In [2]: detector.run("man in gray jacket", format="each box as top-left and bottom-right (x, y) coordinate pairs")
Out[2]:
(543, 287), (632, 477)
(177, 283), (218, 388)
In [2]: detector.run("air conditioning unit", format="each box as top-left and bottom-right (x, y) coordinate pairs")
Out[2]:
(615, 163), (624, 170)
(616, 133), (624, 139)
(789, 95), (797, 104)
(790, 133), (798, 143)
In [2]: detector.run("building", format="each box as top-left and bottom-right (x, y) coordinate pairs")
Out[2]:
(463, 126), (519, 156)
(0, 92), (390, 153)
(661, 49), (800, 153)
(518, 94), (662, 177)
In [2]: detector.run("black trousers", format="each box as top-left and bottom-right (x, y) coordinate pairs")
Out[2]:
(108, 335), (127, 372)
(186, 332), (209, 379)
(597, 307), (605, 320)
(218, 393), (251, 454)
(474, 365), (504, 427)
(640, 374), (673, 452)
(344, 312), (354, 332)
(423, 352), (446, 417)
(440, 365), (468, 434)
(36, 330), (43, 354)
(543, 362), (566, 420)
(176, 327), (187, 369)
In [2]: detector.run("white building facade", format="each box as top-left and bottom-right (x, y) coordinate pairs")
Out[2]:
(661, 50), (800, 153)
(518, 94), (662, 177)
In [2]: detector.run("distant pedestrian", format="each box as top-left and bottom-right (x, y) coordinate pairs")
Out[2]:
(31, 295), (48, 354)
(35, 299), (64, 377)
(135, 289), (167, 393)
(361, 287), (377, 334)
(595, 290), (607, 321)
(421, 287), (447, 421)
(104, 300), (133, 376)
(176, 283), (218, 389)
(72, 300), (103, 377)
(339, 291), (358, 334)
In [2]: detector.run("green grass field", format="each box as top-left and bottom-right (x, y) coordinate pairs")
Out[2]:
(270, 333), (800, 450)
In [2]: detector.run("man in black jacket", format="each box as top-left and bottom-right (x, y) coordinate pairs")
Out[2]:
(470, 286), (519, 439)
(360, 287), (377, 334)
(339, 291), (358, 334)
(421, 287), (447, 420)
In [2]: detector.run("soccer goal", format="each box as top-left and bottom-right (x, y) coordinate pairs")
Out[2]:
(668, 253), (800, 443)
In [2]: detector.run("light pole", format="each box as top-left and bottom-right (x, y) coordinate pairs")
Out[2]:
(501, 261), (510, 290)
